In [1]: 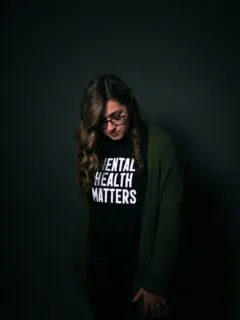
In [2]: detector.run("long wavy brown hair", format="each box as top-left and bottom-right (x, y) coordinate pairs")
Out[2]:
(76, 74), (145, 192)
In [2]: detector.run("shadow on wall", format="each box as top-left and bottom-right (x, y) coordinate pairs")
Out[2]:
(168, 171), (225, 320)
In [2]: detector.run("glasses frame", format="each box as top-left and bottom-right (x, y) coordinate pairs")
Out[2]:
(102, 113), (127, 130)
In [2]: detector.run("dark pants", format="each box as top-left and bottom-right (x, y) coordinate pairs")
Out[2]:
(84, 261), (144, 320)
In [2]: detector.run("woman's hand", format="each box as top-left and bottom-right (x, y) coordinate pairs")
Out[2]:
(132, 288), (170, 318)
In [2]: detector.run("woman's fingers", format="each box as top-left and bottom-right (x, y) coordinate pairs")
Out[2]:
(143, 301), (150, 316)
(155, 301), (162, 318)
(160, 297), (169, 310)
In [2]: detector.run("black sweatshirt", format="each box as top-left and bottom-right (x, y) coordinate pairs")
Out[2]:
(87, 122), (149, 275)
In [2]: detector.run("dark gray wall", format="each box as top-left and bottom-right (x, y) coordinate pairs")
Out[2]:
(3, 1), (239, 319)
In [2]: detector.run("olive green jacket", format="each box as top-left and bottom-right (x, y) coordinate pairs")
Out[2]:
(72, 123), (183, 296)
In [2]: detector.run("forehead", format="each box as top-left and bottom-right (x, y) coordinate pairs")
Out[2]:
(104, 99), (127, 117)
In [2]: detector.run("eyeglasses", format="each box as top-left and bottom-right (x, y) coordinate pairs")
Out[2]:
(101, 113), (127, 129)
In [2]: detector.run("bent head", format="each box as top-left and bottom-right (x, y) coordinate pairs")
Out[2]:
(101, 99), (130, 141)
(81, 74), (139, 141)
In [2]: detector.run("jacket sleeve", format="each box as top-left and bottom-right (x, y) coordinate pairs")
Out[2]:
(142, 137), (183, 295)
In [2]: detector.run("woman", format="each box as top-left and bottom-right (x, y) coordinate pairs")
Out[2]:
(73, 74), (183, 319)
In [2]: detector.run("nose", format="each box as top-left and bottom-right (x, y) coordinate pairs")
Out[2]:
(106, 121), (116, 132)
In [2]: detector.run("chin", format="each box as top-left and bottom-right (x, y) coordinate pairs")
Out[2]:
(109, 132), (124, 140)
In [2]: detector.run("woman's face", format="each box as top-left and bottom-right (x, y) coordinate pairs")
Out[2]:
(101, 99), (130, 141)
